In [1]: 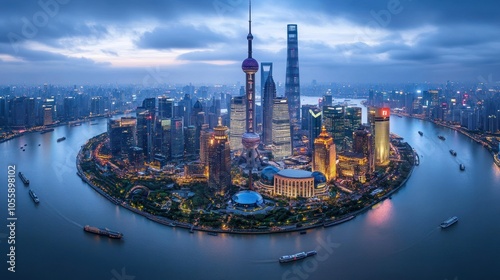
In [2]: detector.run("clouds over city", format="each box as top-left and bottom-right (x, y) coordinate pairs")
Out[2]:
(0, 0), (499, 85)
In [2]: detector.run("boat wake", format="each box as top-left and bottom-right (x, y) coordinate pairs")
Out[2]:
(389, 227), (439, 255)
(45, 201), (83, 228)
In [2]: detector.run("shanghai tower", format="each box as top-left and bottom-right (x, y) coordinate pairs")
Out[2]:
(285, 24), (300, 149)
(241, 0), (260, 184)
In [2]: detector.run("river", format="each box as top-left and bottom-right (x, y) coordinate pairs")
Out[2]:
(1, 99), (499, 280)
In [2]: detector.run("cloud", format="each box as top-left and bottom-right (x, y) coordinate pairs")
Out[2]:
(136, 25), (228, 50)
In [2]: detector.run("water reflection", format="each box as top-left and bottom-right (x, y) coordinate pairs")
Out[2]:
(367, 199), (394, 227)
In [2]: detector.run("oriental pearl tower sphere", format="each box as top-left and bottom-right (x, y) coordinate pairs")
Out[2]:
(241, 0), (261, 186)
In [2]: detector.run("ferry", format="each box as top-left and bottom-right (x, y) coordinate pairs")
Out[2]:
(323, 215), (355, 227)
(40, 128), (54, 134)
(18, 172), (30, 185)
(438, 135), (446, 140)
(460, 164), (465, 171)
(83, 225), (123, 239)
(440, 216), (458, 229)
(449, 149), (457, 156)
(70, 123), (82, 127)
(279, 251), (317, 263)
(29, 190), (40, 204)
(57, 137), (66, 142)
(418, 131), (423, 136)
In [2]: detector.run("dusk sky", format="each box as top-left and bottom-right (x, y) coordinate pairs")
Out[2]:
(0, 0), (499, 85)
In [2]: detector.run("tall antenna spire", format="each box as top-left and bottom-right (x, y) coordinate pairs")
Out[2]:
(247, 0), (253, 58)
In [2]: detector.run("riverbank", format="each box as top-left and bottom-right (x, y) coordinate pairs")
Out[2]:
(392, 111), (500, 168)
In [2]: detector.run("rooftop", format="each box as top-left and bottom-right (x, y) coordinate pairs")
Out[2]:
(276, 169), (312, 179)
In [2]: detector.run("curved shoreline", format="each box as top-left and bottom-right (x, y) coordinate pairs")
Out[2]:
(394, 112), (500, 168)
(76, 138), (416, 235)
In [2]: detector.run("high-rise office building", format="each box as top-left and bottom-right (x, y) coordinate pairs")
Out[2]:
(305, 106), (322, 151)
(374, 107), (390, 166)
(229, 96), (245, 151)
(108, 117), (137, 157)
(285, 24), (301, 147)
(344, 107), (362, 138)
(200, 124), (213, 166)
(313, 126), (336, 181)
(272, 97), (292, 160)
(241, 1), (261, 179)
(208, 117), (232, 194)
(136, 107), (155, 161)
(158, 96), (173, 119)
(170, 118), (184, 160)
(353, 126), (374, 173)
(262, 72), (276, 146)
(323, 105), (345, 147)
(184, 125), (197, 158)
(260, 62), (273, 97)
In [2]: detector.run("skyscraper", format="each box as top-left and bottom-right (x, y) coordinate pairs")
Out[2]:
(208, 117), (232, 194)
(241, 0), (261, 180)
(108, 117), (137, 157)
(323, 105), (345, 147)
(158, 96), (173, 119)
(285, 24), (300, 147)
(374, 107), (390, 166)
(260, 62), (273, 97)
(272, 97), (292, 160)
(229, 96), (245, 151)
(262, 72), (276, 146)
(313, 126), (336, 181)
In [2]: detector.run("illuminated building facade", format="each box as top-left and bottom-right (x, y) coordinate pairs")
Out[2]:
(353, 126), (374, 173)
(323, 105), (345, 147)
(229, 96), (245, 151)
(272, 97), (292, 160)
(313, 126), (336, 181)
(374, 107), (390, 166)
(273, 169), (328, 198)
(208, 117), (232, 194)
(337, 152), (369, 183)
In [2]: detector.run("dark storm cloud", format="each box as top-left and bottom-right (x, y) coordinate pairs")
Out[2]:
(136, 25), (229, 50)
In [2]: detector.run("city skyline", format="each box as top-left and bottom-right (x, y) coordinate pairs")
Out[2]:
(1, 0), (499, 85)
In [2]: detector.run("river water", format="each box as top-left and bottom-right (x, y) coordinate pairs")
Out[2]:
(1, 99), (499, 280)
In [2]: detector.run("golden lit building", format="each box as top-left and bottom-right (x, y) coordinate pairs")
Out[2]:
(374, 107), (390, 166)
(337, 152), (369, 183)
(208, 117), (232, 194)
(313, 126), (336, 181)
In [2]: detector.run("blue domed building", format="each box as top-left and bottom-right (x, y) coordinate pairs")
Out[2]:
(231, 190), (264, 209)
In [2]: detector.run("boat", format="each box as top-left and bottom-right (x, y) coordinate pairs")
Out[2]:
(29, 190), (40, 204)
(460, 164), (465, 171)
(418, 131), (423, 136)
(300, 231), (307, 235)
(18, 172), (30, 185)
(306, 251), (317, 257)
(438, 135), (446, 140)
(57, 137), (66, 142)
(207, 232), (218, 236)
(440, 216), (458, 228)
(83, 225), (123, 239)
(70, 123), (82, 127)
(40, 128), (54, 134)
(279, 252), (308, 263)
(449, 149), (457, 156)
(323, 215), (355, 227)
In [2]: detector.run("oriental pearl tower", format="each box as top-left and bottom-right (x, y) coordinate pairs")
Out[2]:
(241, 0), (261, 187)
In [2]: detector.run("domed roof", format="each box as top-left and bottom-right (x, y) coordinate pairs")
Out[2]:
(276, 169), (312, 179)
(311, 171), (327, 188)
(261, 166), (280, 184)
(242, 58), (259, 74)
(232, 190), (264, 207)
